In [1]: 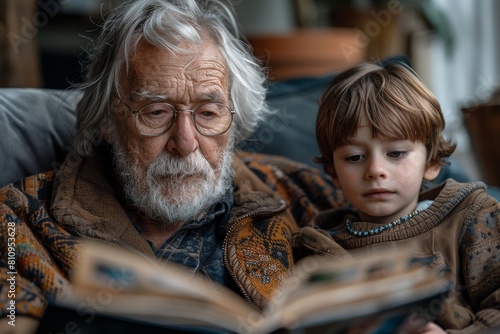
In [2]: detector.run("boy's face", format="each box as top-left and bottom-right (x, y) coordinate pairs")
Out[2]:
(331, 124), (440, 224)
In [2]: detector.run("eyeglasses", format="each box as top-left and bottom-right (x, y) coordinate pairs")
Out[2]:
(116, 96), (235, 137)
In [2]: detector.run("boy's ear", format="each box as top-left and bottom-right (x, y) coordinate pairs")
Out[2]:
(332, 177), (342, 189)
(423, 163), (441, 181)
(326, 165), (342, 189)
(329, 168), (342, 189)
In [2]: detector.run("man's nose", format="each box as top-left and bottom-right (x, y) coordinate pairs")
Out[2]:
(165, 113), (198, 157)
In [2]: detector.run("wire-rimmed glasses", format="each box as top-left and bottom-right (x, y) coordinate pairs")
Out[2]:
(116, 96), (234, 137)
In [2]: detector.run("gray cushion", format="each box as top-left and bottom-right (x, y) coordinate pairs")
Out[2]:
(240, 75), (333, 168)
(0, 89), (80, 187)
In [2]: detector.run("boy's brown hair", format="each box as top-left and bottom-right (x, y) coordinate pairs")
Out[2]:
(315, 62), (456, 177)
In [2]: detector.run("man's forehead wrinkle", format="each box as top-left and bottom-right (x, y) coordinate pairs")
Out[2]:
(187, 70), (223, 85)
(125, 47), (227, 104)
(130, 71), (182, 97)
(186, 60), (226, 75)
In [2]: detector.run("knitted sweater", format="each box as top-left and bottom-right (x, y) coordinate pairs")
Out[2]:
(301, 179), (500, 334)
(0, 149), (345, 320)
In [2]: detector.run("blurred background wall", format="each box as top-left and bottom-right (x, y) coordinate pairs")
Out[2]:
(1, 0), (499, 183)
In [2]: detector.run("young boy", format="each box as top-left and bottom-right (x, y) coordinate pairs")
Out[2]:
(310, 62), (500, 333)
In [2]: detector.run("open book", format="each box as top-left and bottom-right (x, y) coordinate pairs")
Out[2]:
(37, 240), (449, 334)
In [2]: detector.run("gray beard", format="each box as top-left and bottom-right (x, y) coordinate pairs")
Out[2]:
(112, 141), (234, 226)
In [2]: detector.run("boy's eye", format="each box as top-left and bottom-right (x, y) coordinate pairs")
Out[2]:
(346, 154), (364, 162)
(387, 151), (406, 159)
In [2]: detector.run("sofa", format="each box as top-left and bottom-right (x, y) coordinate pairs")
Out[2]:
(1, 68), (499, 200)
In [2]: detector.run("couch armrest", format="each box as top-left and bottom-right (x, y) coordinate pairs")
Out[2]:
(0, 88), (81, 187)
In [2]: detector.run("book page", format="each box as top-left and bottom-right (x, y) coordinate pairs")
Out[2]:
(260, 247), (448, 332)
(70, 239), (259, 332)
(67, 239), (448, 334)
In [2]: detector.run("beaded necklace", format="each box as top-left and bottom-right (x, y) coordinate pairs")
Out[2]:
(345, 209), (424, 237)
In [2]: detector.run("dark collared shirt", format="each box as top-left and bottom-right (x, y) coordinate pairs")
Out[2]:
(140, 189), (238, 293)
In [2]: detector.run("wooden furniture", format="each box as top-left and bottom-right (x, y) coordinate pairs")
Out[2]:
(462, 89), (500, 187)
(0, 0), (42, 87)
(246, 28), (367, 81)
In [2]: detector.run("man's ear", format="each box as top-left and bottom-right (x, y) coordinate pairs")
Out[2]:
(100, 123), (111, 144)
(99, 115), (117, 145)
(100, 99), (120, 145)
(423, 163), (441, 181)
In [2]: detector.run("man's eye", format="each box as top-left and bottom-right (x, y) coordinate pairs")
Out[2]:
(196, 104), (220, 119)
(150, 109), (167, 116)
(198, 110), (217, 118)
(138, 105), (174, 128)
(142, 104), (174, 117)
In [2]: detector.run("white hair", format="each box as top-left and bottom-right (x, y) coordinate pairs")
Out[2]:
(73, 0), (272, 156)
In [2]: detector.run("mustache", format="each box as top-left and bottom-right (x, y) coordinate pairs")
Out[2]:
(111, 137), (234, 223)
(147, 151), (213, 178)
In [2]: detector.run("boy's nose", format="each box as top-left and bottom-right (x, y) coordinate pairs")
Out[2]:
(365, 157), (387, 180)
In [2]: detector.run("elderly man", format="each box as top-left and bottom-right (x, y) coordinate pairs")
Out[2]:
(0, 0), (344, 331)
